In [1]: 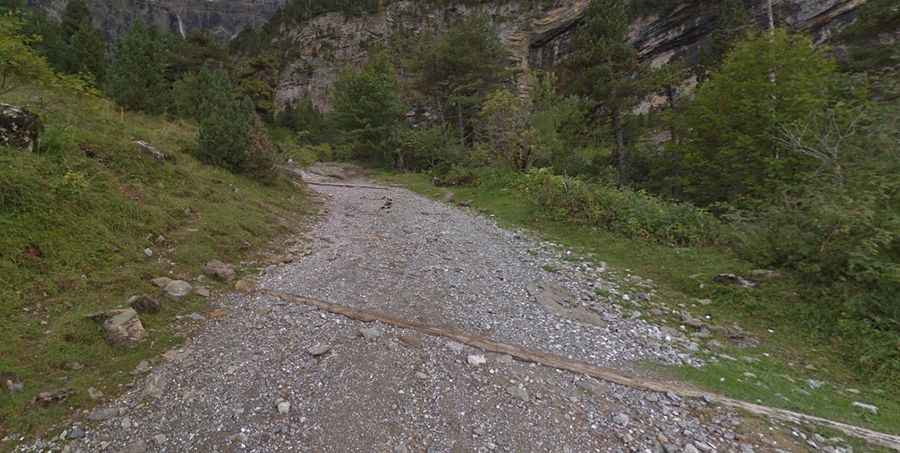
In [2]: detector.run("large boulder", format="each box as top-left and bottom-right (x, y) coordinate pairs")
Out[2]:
(202, 260), (236, 282)
(0, 104), (42, 152)
(88, 308), (146, 347)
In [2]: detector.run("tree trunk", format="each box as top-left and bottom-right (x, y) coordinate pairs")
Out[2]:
(666, 84), (678, 145)
(612, 110), (627, 186)
(456, 102), (465, 145)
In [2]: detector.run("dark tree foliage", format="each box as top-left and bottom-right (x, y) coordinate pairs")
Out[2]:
(330, 52), (404, 163)
(197, 94), (277, 180)
(562, 0), (649, 185)
(410, 16), (511, 144)
(105, 22), (170, 113)
(693, 0), (755, 82)
(171, 67), (234, 121)
(12, 0), (106, 83)
(278, 97), (328, 144)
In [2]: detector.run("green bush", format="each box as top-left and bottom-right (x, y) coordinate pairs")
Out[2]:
(729, 183), (899, 286)
(171, 68), (234, 121)
(521, 168), (721, 246)
(395, 126), (454, 171)
(280, 143), (334, 166)
(432, 164), (480, 187)
(197, 97), (276, 180)
(105, 22), (171, 113)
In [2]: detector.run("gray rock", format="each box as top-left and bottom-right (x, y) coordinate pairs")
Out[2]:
(807, 379), (825, 390)
(308, 343), (331, 356)
(5, 378), (24, 393)
(87, 387), (104, 400)
(128, 295), (161, 314)
(276, 399), (291, 414)
(150, 277), (172, 288)
(749, 269), (783, 280)
(132, 360), (152, 374)
(358, 326), (383, 340)
(467, 354), (487, 366)
(99, 309), (145, 346)
(143, 374), (165, 399)
(851, 401), (878, 414)
(162, 280), (192, 299)
(0, 103), (42, 152)
(612, 413), (630, 426)
(195, 287), (211, 298)
(203, 260), (236, 282)
(152, 434), (167, 445)
(446, 341), (464, 353)
(134, 140), (170, 161)
(739, 444), (755, 453)
(189, 313), (206, 321)
(506, 385), (529, 402)
(86, 407), (119, 421)
(712, 273), (757, 288)
(683, 445), (700, 453)
(66, 426), (85, 440)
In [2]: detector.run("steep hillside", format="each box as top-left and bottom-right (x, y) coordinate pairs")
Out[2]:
(0, 86), (311, 437)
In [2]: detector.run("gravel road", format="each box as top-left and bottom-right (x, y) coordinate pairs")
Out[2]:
(27, 164), (807, 453)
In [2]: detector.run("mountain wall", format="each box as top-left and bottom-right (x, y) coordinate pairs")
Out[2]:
(272, 0), (865, 111)
(30, 0), (286, 40)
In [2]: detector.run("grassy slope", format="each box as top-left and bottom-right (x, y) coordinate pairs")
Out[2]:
(374, 171), (900, 439)
(0, 87), (311, 441)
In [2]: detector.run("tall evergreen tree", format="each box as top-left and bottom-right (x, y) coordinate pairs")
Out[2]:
(410, 16), (511, 144)
(105, 22), (169, 112)
(564, 0), (648, 185)
(52, 0), (106, 81)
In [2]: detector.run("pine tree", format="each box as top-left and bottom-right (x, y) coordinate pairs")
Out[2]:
(105, 22), (169, 112)
(564, 0), (648, 185)
(410, 16), (511, 144)
(55, 0), (106, 82)
(331, 52), (403, 163)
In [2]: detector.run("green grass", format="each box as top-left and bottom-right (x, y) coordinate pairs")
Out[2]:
(0, 87), (311, 442)
(375, 170), (900, 438)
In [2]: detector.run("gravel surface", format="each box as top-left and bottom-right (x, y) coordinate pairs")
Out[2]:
(17, 165), (807, 452)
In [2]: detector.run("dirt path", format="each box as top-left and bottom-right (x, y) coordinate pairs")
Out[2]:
(31, 165), (817, 453)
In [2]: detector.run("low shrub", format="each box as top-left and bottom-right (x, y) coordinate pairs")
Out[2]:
(432, 164), (479, 187)
(521, 168), (722, 246)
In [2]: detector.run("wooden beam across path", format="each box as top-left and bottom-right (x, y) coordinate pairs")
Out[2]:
(258, 289), (900, 451)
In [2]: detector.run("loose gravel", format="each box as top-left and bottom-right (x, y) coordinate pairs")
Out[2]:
(16, 165), (806, 452)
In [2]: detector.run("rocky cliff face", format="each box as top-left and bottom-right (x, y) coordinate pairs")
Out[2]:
(31, 0), (286, 40)
(273, 0), (865, 111)
(34, 0), (866, 108)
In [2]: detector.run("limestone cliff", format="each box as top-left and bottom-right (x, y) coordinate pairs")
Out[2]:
(30, 0), (286, 40)
(272, 0), (865, 111)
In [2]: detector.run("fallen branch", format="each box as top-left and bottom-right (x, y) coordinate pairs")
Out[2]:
(259, 289), (900, 451)
(304, 181), (393, 190)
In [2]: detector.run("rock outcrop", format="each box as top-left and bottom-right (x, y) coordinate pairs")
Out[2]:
(0, 104), (42, 152)
(272, 0), (865, 110)
(32, 0), (866, 109)
(31, 0), (286, 40)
